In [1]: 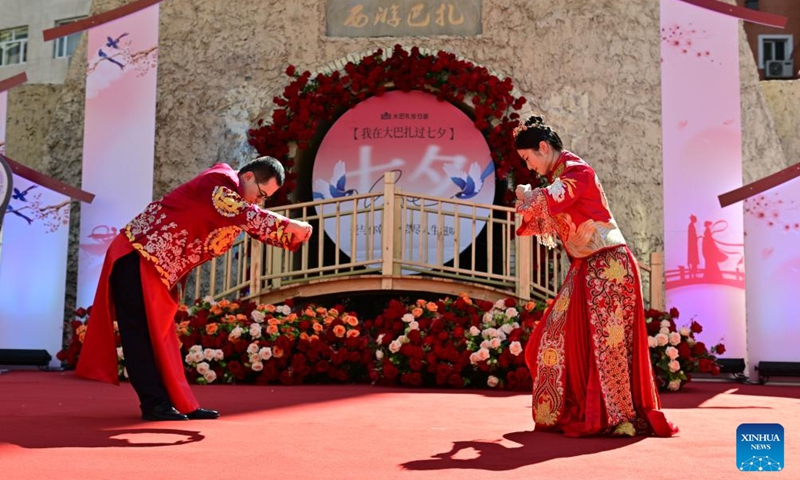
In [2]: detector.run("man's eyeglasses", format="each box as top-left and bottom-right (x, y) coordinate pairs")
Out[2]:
(256, 183), (269, 201)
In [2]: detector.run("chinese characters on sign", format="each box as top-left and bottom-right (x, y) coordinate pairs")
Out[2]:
(354, 126), (455, 141)
(327, 0), (482, 37)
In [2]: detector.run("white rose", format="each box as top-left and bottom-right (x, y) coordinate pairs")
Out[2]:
(469, 326), (481, 336)
(487, 376), (499, 387)
(659, 327), (670, 336)
(389, 340), (402, 353)
(489, 338), (502, 350)
(184, 353), (194, 364)
(203, 348), (215, 361)
(281, 305), (292, 315)
(680, 327), (691, 337)
(375, 350), (384, 360)
(505, 308), (518, 318)
(687, 337), (696, 346)
(196, 362), (210, 375)
(469, 352), (480, 365)
(251, 361), (264, 372)
(660, 320), (671, 329)
(398, 335), (409, 344)
(215, 349), (224, 361)
(669, 332), (681, 346)
(478, 347), (491, 362)
(496, 330), (507, 342)
(259, 347), (273, 361)
(656, 333), (669, 346)
(247, 342), (260, 355)
(402, 313), (414, 323)
(204, 370), (217, 383)
(666, 346), (679, 360)
(483, 312), (495, 325)
(480, 339), (492, 350)
(203, 295), (215, 304)
(251, 310), (266, 323)
(250, 323), (263, 339)
(494, 300), (506, 310)
(409, 321), (420, 330)
(376, 334), (385, 345)
(482, 328), (498, 339)
(668, 379), (682, 391)
(668, 360), (681, 372)
(501, 323), (514, 335)
(191, 351), (204, 364)
(123, 367), (129, 379)
(116, 347), (125, 360)
(228, 326), (243, 341)
(509, 341), (523, 356)
(248, 353), (260, 364)
(648, 336), (658, 348)
(189, 345), (203, 354)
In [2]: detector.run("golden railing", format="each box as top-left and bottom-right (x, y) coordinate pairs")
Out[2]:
(185, 173), (664, 310)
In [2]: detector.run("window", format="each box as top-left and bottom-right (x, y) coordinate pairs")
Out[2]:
(0, 26), (28, 67)
(54, 17), (86, 59)
(758, 35), (793, 69)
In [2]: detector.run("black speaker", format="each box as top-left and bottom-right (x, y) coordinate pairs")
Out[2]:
(718, 358), (746, 374)
(757, 361), (800, 379)
(0, 349), (52, 366)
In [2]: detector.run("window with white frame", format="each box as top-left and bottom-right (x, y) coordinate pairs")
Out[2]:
(53, 17), (86, 59)
(0, 26), (28, 67)
(758, 35), (794, 69)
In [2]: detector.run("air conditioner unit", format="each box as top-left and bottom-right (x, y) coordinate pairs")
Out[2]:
(765, 60), (794, 79)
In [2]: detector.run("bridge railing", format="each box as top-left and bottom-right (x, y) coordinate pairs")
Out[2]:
(184, 173), (664, 310)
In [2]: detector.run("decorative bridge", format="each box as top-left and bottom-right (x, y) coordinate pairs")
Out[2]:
(185, 174), (664, 310)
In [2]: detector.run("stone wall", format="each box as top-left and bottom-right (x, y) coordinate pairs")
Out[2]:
(759, 79), (800, 164)
(5, 84), (62, 172)
(4, 0), (790, 312)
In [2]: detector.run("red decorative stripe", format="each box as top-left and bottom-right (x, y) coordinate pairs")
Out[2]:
(43, 0), (166, 41)
(1, 155), (95, 203)
(719, 163), (800, 207)
(678, 0), (787, 28)
(0, 73), (28, 94)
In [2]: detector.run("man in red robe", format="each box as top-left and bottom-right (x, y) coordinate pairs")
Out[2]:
(76, 156), (312, 421)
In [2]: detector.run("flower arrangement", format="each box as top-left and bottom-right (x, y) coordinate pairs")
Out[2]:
(366, 294), (542, 389)
(58, 296), (721, 392)
(646, 307), (726, 391)
(247, 44), (540, 208)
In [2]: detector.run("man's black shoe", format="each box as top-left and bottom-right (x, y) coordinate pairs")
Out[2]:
(187, 408), (220, 420)
(141, 403), (189, 421)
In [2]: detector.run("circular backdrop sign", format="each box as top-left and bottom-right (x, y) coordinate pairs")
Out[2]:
(312, 90), (495, 267)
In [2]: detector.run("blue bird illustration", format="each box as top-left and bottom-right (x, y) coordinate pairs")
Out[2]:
(443, 161), (494, 200)
(12, 185), (37, 202)
(6, 205), (33, 224)
(98, 49), (125, 69)
(105, 33), (129, 49)
(313, 160), (357, 199)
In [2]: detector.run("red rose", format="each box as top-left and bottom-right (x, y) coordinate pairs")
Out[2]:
(692, 342), (707, 356)
(690, 321), (703, 334)
(408, 373), (423, 386)
(453, 327), (464, 338)
(448, 373), (463, 388)
(276, 335), (292, 351)
(315, 360), (330, 373)
(669, 307), (680, 319)
(407, 330), (422, 343)
(678, 343), (692, 359)
(383, 363), (399, 380)
(504, 298), (516, 308)
(715, 344), (726, 355)
(75, 307), (87, 317)
(409, 358), (423, 371)
(286, 65), (296, 76)
(647, 320), (660, 336)
(279, 371), (294, 385)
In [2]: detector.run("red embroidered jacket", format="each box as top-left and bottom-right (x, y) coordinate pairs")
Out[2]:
(124, 163), (295, 289)
(516, 151), (626, 259)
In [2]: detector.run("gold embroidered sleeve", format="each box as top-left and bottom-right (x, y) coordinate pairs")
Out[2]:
(211, 185), (296, 250)
(516, 187), (559, 249)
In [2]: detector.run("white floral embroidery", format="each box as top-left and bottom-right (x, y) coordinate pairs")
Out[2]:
(547, 178), (566, 203)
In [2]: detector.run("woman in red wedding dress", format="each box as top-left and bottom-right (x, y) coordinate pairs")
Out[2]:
(513, 115), (678, 437)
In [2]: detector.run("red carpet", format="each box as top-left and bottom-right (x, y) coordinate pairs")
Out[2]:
(1, 371), (798, 479)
